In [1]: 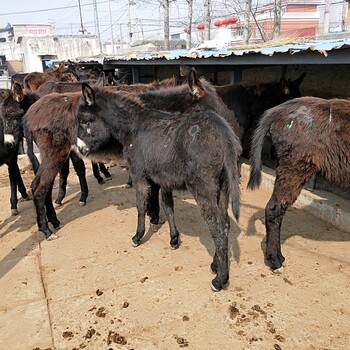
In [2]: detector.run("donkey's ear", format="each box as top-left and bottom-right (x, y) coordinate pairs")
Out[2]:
(95, 71), (105, 87)
(293, 72), (306, 87)
(187, 67), (205, 98)
(279, 77), (290, 94)
(82, 83), (95, 106)
(12, 81), (24, 102)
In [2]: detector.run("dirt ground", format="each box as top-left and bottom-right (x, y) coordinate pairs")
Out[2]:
(0, 156), (349, 350)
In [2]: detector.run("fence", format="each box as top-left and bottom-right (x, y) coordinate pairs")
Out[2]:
(0, 76), (11, 89)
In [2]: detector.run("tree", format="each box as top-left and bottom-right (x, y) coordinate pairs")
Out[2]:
(186, 0), (193, 49)
(204, 0), (211, 41)
(273, 0), (282, 39)
(243, 0), (252, 44)
(162, 0), (170, 49)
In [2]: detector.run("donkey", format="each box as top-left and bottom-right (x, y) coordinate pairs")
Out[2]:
(23, 92), (82, 239)
(23, 62), (78, 93)
(76, 83), (242, 291)
(0, 89), (30, 215)
(13, 80), (110, 206)
(23, 71), (238, 244)
(215, 73), (306, 156)
(107, 68), (242, 225)
(247, 96), (350, 271)
(36, 76), (112, 191)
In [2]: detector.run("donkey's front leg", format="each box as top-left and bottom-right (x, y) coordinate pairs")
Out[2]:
(131, 184), (149, 247)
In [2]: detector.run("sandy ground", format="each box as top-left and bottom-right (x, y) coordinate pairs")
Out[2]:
(0, 156), (349, 350)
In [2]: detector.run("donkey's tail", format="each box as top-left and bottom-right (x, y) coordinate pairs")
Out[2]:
(223, 130), (242, 223)
(247, 110), (272, 190)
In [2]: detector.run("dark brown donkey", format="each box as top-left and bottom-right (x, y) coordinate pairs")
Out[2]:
(215, 73), (306, 155)
(35, 78), (111, 203)
(0, 89), (30, 215)
(248, 96), (350, 271)
(76, 83), (241, 292)
(23, 92), (81, 239)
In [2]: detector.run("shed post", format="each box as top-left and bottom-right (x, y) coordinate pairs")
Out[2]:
(132, 66), (140, 83)
(229, 70), (242, 84)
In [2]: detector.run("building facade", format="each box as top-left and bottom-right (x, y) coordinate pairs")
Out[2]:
(0, 24), (100, 74)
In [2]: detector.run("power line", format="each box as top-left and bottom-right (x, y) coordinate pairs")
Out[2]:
(0, 0), (110, 17)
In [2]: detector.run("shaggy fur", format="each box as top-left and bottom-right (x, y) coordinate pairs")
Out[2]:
(76, 83), (242, 291)
(0, 89), (29, 214)
(215, 73), (306, 155)
(248, 96), (350, 270)
(23, 92), (81, 238)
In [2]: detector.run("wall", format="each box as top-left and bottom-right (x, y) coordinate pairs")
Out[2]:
(0, 35), (100, 74)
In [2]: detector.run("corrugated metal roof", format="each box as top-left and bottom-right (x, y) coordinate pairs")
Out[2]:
(101, 36), (350, 63)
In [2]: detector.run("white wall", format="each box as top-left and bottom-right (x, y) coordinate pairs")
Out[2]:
(0, 35), (100, 73)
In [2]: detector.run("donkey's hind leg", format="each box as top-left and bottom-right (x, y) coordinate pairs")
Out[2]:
(70, 151), (88, 206)
(189, 183), (229, 292)
(55, 158), (69, 205)
(98, 162), (111, 179)
(210, 181), (230, 275)
(91, 161), (104, 184)
(161, 189), (180, 249)
(265, 165), (316, 271)
(16, 164), (30, 200)
(32, 171), (60, 239)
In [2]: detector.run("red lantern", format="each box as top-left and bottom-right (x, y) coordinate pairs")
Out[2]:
(222, 17), (238, 25)
(227, 17), (238, 25)
(184, 27), (189, 33)
(221, 18), (230, 25)
(197, 23), (205, 30)
(214, 20), (222, 27)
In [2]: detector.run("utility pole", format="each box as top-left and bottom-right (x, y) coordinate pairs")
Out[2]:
(347, 0), (350, 31)
(78, 0), (88, 34)
(93, 0), (102, 53)
(108, 0), (115, 54)
(128, 0), (136, 47)
(323, 0), (331, 34)
(120, 23), (123, 49)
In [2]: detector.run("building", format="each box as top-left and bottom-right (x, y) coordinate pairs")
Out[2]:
(230, 0), (320, 44)
(0, 24), (100, 75)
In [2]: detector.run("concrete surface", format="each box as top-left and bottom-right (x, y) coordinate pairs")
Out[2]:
(0, 158), (349, 350)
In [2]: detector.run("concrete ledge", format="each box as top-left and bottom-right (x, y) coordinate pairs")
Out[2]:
(241, 161), (350, 235)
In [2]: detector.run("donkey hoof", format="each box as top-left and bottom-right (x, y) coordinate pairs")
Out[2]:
(54, 200), (62, 207)
(210, 280), (222, 292)
(170, 243), (179, 250)
(11, 208), (18, 216)
(272, 266), (284, 274)
(79, 201), (86, 207)
(131, 238), (141, 247)
(124, 183), (132, 189)
(46, 233), (59, 241)
(98, 179), (105, 184)
(170, 236), (179, 250)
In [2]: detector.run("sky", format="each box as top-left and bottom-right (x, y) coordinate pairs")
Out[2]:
(0, 0), (213, 42)
(0, 0), (238, 42)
